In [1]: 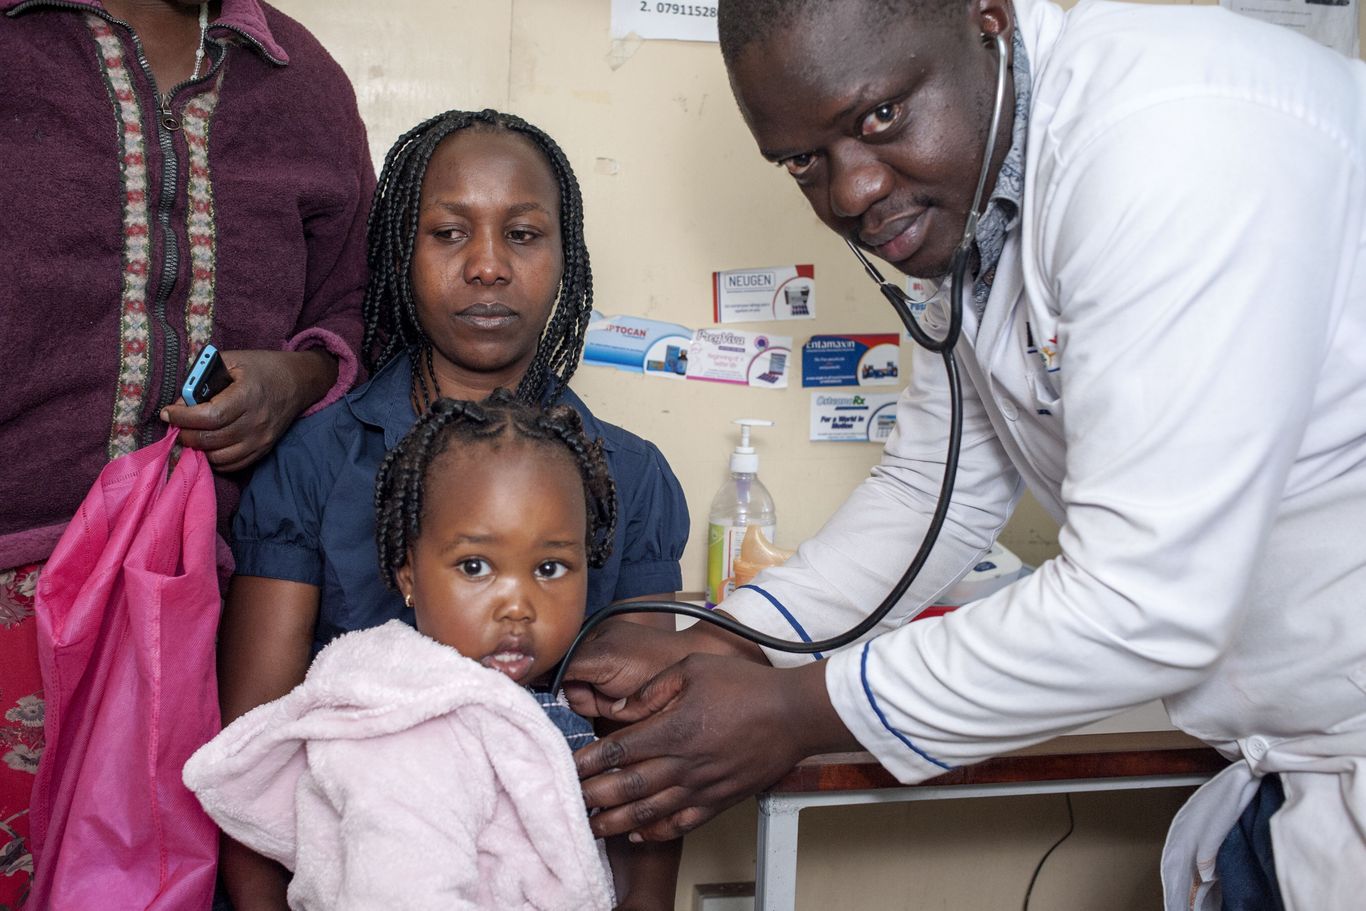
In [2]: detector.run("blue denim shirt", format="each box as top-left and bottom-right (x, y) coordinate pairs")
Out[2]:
(531, 687), (596, 752)
(232, 354), (689, 655)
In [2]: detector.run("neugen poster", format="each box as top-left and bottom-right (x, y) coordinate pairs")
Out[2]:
(712, 265), (815, 323)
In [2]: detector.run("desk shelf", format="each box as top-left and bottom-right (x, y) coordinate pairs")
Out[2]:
(771, 731), (1228, 793)
(755, 731), (1228, 911)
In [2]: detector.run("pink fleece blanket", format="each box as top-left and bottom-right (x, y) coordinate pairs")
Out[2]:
(183, 621), (613, 910)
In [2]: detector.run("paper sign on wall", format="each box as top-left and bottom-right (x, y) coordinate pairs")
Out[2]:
(1221, 0), (1359, 57)
(583, 311), (693, 379)
(610, 0), (719, 42)
(687, 328), (792, 388)
(900, 276), (950, 342)
(713, 265), (815, 323)
(802, 334), (901, 387)
(810, 391), (900, 442)
(905, 277), (939, 302)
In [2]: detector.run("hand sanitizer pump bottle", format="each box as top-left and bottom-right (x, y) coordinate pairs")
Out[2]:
(707, 419), (776, 607)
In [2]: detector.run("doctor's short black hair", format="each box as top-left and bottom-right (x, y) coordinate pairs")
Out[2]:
(718, 0), (959, 65)
(374, 390), (617, 590)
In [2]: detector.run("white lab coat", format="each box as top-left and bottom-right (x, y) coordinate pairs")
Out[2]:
(721, 2), (1366, 908)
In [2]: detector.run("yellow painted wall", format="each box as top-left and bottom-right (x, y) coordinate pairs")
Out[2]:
(287, 0), (1067, 586)
(289, 0), (1362, 587)
(270, 2), (1360, 907)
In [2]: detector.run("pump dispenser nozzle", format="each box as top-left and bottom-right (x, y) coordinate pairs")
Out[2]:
(731, 418), (773, 473)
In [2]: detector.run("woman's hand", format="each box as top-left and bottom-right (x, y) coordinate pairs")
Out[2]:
(163, 348), (337, 471)
(574, 657), (858, 842)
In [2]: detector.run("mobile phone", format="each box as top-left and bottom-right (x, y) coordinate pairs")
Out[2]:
(182, 344), (233, 405)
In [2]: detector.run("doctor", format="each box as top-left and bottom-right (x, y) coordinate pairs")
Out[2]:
(566, 0), (1366, 908)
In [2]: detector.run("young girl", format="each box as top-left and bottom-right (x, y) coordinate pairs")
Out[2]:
(218, 110), (686, 908)
(187, 394), (632, 910)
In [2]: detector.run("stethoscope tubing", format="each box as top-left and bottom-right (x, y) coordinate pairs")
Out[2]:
(548, 32), (1009, 695)
(550, 286), (964, 694)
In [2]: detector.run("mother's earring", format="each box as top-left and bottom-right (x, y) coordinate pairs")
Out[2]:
(405, 593), (414, 609)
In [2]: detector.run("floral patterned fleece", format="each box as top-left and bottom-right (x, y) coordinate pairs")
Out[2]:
(0, 563), (43, 910)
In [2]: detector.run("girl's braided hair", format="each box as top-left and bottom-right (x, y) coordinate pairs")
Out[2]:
(374, 390), (617, 589)
(361, 108), (594, 411)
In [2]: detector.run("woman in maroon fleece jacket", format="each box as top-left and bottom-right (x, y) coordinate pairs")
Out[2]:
(0, 1), (375, 903)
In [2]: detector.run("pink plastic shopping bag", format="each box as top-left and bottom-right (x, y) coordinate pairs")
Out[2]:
(29, 430), (221, 910)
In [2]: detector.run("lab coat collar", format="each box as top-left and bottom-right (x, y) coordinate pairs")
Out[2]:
(1010, 0), (1067, 76)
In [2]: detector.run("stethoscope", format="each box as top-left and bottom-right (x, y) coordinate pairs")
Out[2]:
(549, 32), (1011, 694)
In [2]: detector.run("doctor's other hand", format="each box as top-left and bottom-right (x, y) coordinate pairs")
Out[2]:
(562, 613), (767, 720)
(163, 348), (338, 472)
(574, 656), (858, 842)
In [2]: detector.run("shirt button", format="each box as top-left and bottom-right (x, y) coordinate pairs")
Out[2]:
(999, 399), (1019, 421)
(1245, 736), (1269, 760)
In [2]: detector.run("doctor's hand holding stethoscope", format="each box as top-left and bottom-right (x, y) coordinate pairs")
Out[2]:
(562, 0), (1018, 843)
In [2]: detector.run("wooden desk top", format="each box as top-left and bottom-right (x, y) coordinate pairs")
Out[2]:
(770, 731), (1229, 794)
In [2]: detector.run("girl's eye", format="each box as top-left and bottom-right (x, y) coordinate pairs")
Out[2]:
(779, 153), (816, 177)
(860, 103), (899, 136)
(457, 558), (490, 578)
(434, 227), (468, 242)
(506, 228), (540, 243)
(535, 560), (568, 580)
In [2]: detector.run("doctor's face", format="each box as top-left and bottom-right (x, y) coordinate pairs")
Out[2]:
(727, 0), (1014, 280)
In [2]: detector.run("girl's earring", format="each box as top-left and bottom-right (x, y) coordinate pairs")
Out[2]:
(405, 594), (414, 609)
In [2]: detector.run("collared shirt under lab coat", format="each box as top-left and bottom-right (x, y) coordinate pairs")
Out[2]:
(720, 2), (1366, 908)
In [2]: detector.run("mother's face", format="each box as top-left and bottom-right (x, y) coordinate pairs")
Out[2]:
(727, 0), (1014, 280)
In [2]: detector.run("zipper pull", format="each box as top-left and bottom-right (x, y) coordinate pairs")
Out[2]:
(159, 89), (181, 131)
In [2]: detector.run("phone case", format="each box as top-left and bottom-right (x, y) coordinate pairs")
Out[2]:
(182, 345), (232, 405)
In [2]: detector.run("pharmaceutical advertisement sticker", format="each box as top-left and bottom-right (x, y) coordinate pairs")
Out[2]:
(897, 275), (959, 343)
(582, 311), (693, 379)
(713, 264), (815, 323)
(905, 276), (939, 303)
(810, 391), (900, 442)
(610, 0), (719, 42)
(687, 328), (792, 388)
(801, 333), (901, 387)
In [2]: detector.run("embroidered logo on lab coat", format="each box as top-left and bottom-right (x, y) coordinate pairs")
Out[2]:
(1025, 322), (1059, 372)
(1025, 321), (1060, 416)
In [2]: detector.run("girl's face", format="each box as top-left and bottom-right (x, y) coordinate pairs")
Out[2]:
(396, 441), (588, 686)
(412, 129), (565, 397)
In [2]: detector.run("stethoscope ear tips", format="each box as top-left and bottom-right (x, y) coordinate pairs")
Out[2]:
(980, 31), (1009, 56)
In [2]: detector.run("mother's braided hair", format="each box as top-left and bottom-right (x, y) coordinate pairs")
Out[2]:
(361, 108), (594, 411)
(374, 390), (617, 590)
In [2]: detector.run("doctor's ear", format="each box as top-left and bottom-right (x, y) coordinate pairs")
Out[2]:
(973, 0), (1014, 43)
